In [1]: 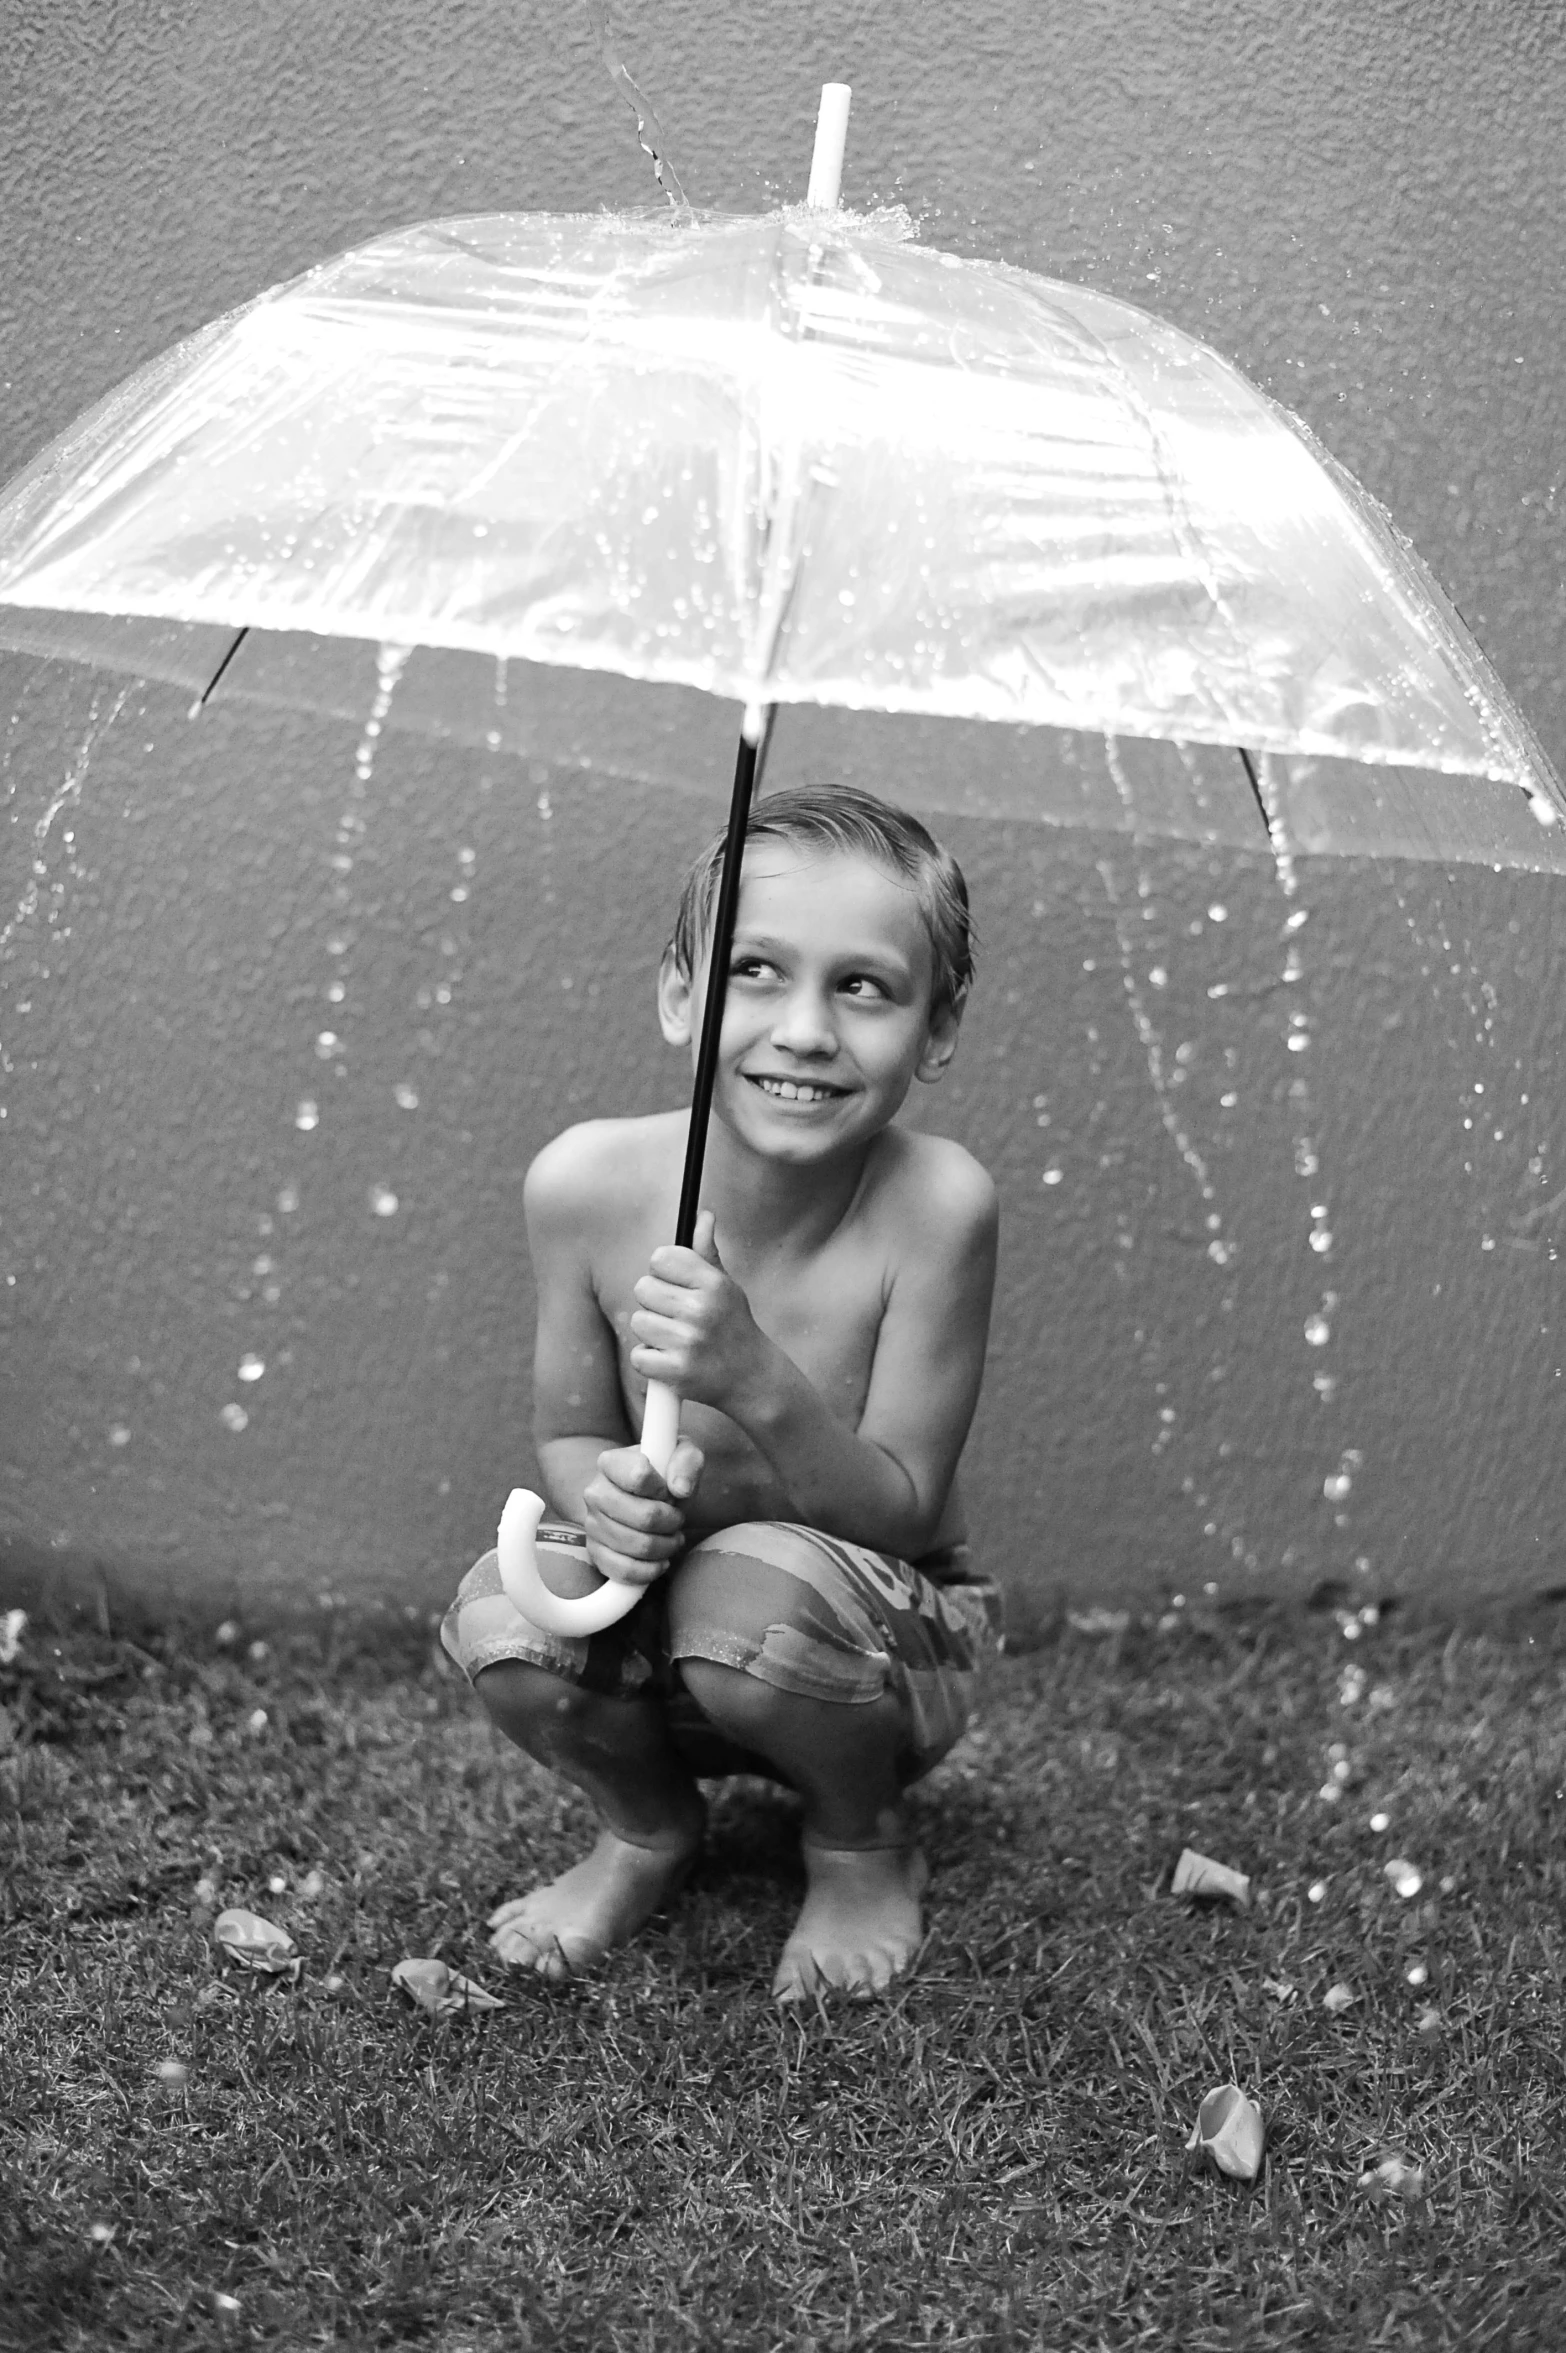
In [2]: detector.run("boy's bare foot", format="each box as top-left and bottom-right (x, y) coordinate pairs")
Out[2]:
(487, 1821), (703, 1981)
(772, 1839), (930, 2004)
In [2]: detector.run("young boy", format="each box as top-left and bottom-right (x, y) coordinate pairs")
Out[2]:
(441, 783), (1000, 2001)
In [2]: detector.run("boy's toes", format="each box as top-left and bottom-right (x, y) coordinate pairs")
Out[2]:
(771, 1943), (824, 2006)
(485, 1894), (532, 1933)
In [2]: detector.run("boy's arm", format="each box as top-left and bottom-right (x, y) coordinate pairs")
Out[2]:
(526, 1128), (699, 1581)
(526, 1131), (633, 1523)
(633, 1150), (998, 1558)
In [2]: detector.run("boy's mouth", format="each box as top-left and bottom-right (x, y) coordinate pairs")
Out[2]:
(746, 1074), (847, 1105)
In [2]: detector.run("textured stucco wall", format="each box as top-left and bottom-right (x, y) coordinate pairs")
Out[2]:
(2, 0), (1564, 1627)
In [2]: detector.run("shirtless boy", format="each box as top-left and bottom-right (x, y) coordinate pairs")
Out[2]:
(441, 783), (1000, 2001)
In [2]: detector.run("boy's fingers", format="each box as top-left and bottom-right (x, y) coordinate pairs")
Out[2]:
(634, 1272), (703, 1314)
(587, 1484), (680, 1537)
(584, 1544), (668, 1588)
(598, 1444), (669, 1498)
(645, 1246), (718, 1288)
(667, 1440), (704, 1499)
(691, 1210), (723, 1265)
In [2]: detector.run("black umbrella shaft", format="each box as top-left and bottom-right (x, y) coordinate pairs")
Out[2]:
(674, 715), (770, 1247)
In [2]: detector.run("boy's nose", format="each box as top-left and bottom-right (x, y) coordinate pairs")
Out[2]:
(770, 989), (838, 1055)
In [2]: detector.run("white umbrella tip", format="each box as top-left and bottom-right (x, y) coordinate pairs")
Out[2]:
(807, 83), (852, 210)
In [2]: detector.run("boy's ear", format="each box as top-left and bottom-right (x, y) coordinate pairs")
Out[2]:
(915, 991), (965, 1085)
(657, 947), (697, 1047)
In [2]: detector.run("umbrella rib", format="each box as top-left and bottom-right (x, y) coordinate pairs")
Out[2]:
(1237, 747), (1277, 855)
(197, 626), (251, 708)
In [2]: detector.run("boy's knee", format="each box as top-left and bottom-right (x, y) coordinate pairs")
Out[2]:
(677, 1654), (777, 1738)
(474, 1658), (595, 1746)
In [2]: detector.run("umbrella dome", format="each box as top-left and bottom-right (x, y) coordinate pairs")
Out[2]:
(0, 202), (1559, 854)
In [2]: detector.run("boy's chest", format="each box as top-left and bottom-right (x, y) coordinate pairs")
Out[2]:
(596, 1225), (891, 1420)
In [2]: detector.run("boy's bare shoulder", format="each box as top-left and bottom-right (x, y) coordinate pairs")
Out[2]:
(872, 1128), (997, 1244)
(523, 1113), (682, 1230)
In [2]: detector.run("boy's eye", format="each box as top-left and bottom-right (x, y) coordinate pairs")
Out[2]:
(840, 974), (888, 1000)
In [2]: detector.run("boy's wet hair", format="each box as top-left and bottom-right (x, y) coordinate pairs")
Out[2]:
(669, 781), (976, 1017)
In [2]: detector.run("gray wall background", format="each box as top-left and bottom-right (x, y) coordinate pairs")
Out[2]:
(2, 0), (1564, 1628)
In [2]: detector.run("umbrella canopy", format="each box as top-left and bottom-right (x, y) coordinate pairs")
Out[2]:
(0, 204), (1562, 865)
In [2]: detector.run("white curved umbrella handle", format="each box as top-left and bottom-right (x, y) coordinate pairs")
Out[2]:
(496, 1379), (681, 1637)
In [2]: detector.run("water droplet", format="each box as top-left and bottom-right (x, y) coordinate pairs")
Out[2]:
(295, 1099), (319, 1131)
(220, 1403), (249, 1433)
(370, 1184), (399, 1217)
(1370, 1811), (1390, 1832)
(238, 1354), (265, 1383)
(394, 1082), (419, 1111)
(314, 1031), (341, 1060)
(1207, 903), (1228, 922)
(1309, 1229), (1333, 1253)
(1307, 1880), (1327, 1903)
(1386, 1860), (1422, 1899)
(1041, 1166), (1063, 1186)
(277, 1183), (300, 1215)
(1305, 1315), (1331, 1346)
(109, 1424), (130, 1447)
(1323, 1472), (1352, 1502)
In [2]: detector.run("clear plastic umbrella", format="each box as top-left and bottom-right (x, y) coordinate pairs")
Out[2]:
(2, 101), (1561, 1626)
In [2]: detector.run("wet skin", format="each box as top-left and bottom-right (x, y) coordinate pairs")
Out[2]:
(476, 843), (998, 1996)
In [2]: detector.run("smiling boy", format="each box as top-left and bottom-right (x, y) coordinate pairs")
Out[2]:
(441, 783), (1000, 2001)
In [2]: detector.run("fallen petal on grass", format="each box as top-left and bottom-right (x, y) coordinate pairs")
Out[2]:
(1261, 1976), (1297, 2005)
(1171, 1847), (1251, 1907)
(1186, 2084), (1265, 2181)
(1323, 1982), (1356, 2014)
(1066, 1608), (1130, 1636)
(213, 1907), (301, 1980)
(0, 1607), (27, 1664)
(1358, 2154), (1426, 2202)
(1416, 2005), (1443, 2037)
(391, 1957), (503, 2016)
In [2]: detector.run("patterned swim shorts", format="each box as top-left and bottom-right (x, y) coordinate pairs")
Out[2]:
(441, 1519), (1003, 1785)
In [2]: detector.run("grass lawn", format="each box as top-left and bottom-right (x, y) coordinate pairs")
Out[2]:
(3, 1597), (1564, 2350)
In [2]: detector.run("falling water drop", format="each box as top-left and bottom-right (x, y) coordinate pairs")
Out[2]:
(369, 1184), (399, 1218)
(1305, 1314), (1332, 1348)
(295, 1099), (319, 1131)
(394, 1082), (419, 1111)
(238, 1354), (265, 1383)
(220, 1403), (249, 1433)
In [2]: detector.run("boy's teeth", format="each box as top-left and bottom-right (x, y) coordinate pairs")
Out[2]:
(758, 1077), (831, 1101)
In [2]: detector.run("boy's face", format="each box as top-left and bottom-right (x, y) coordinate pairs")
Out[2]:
(659, 843), (962, 1166)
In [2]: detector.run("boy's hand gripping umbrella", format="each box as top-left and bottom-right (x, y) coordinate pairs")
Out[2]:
(0, 87), (1562, 1631)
